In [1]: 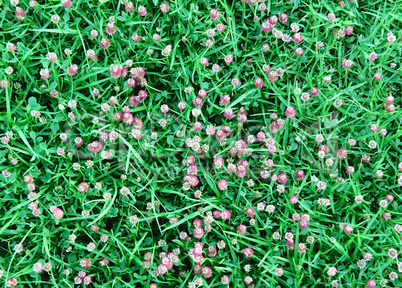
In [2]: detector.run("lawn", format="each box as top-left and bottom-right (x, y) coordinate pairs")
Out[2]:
(0, 0), (402, 287)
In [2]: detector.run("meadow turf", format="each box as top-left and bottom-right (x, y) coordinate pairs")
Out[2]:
(1, 0), (402, 287)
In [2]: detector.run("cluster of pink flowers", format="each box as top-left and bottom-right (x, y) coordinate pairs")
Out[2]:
(86, 49), (97, 61)
(79, 258), (92, 269)
(190, 242), (214, 279)
(105, 22), (117, 35)
(292, 212), (310, 229)
(0, 79), (10, 89)
(110, 65), (129, 80)
(341, 58), (353, 69)
(6, 278), (18, 287)
(22, 174), (44, 217)
(384, 95), (396, 113)
(153, 251), (180, 276)
(201, 10), (225, 50)
(78, 182), (90, 193)
(15, 7), (26, 21)
(67, 64), (78, 76)
(50, 205), (64, 220)
(130, 66), (147, 86)
(128, 90), (148, 107)
(87, 141), (103, 153)
(61, 0), (71, 8)
(243, 247), (253, 259)
(100, 38), (111, 50)
(32, 261), (53, 273)
(333, 25), (354, 39)
(183, 155), (200, 190)
(74, 270), (92, 286)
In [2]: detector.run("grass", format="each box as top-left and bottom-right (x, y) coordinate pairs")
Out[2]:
(0, 0), (402, 287)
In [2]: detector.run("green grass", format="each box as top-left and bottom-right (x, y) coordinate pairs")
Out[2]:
(1, 0), (402, 287)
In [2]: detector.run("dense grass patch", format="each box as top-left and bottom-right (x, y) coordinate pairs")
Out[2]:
(1, 0), (402, 287)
